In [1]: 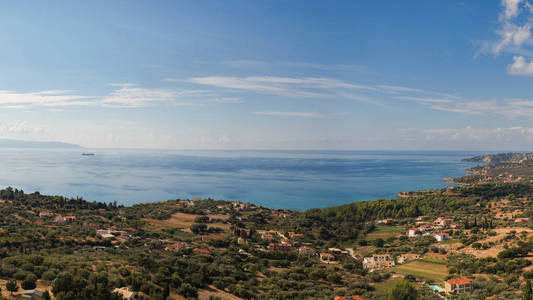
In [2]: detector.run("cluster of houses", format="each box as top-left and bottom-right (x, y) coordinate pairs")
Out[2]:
(377, 218), (395, 224)
(38, 211), (78, 224)
(162, 241), (212, 257)
(96, 228), (134, 240)
(54, 215), (76, 223)
(271, 210), (291, 218)
(259, 229), (283, 241)
(362, 253), (420, 271)
(231, 201), (251, 211)
(406, 217), (457, 241)
(164, 242), (189, 252)
(257, 229), (342, 263)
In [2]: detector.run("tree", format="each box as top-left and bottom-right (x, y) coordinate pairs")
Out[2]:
(190, 224), (208, 234)
(52, 272), (74, 296)
(21, 274), (37, 290)
(42, 291), (51, 300)
(177, 283), (197, 299)
(6, 280), (18, 296)
(524, 280), (533, 300)
(388, 280), (418, 300)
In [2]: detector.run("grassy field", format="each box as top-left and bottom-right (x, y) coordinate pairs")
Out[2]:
(371, 278), (404, 299)
(439, 239), (460, 245)
(393, 259), (448, 282)
(366, 224), (405, 240)
(418, 258), (447, 265)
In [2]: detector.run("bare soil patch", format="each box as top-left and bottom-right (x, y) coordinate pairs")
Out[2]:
(198, 285), (243, 300)
(459, 227), (533, 258)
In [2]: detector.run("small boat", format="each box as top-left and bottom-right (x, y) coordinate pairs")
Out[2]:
(82, 153), (95, 156)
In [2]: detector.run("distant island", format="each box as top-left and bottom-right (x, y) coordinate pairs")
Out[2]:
(462, 152), (533, 163)
(0, 138), (82, 149)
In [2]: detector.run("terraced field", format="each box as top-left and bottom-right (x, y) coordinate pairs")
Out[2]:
(393, 259), (448, 281)
(366, 224), (405, 240)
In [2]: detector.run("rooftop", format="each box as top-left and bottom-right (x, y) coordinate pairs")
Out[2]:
(446, 277), (472, 285)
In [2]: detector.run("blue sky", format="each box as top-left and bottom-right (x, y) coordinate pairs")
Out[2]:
(2, 0), (533, 150)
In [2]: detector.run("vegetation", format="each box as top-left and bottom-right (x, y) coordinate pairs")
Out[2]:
(0, 153), (532, 299)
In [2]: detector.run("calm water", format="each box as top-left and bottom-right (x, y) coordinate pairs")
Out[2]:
(0, 149), (483, 210)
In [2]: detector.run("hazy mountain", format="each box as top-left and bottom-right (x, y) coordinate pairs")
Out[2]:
(0, 139), (82, 149)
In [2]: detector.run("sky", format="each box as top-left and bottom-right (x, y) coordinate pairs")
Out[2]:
(2, 0), (533, 150)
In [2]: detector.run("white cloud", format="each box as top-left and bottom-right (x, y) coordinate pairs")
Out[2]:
(493, 23), (531, 55)
(253, 111), (320, 118)
(395, 96), (454, 104)
(480, 0), (533, 75)
(507, 55), (533, 75)
(186, 76), (375, 91)
(100, 84), (207, 107)
(0, 90), (90, 107)
(501, 0), (524, 20)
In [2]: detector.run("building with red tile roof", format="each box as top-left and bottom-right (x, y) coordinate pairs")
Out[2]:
(298, 246), (315, 256)
(193, 248), (211, 255)
(320, 253), (335, 262)
(445, 277), (473, 294)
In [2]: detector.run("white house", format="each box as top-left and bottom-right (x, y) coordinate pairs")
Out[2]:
(434, 232), (450, 242)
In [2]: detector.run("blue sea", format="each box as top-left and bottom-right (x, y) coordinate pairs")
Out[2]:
(0, 149), (483, 210)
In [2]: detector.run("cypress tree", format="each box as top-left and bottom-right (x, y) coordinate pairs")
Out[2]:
(524, 280), (532, 300)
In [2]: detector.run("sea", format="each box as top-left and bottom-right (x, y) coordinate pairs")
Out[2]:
(0, 149), (484, 210)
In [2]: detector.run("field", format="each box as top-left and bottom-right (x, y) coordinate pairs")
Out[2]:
(393, 259), (448, 282)
(371, 277), (405, 298)
(142, 212), (231, 233)
(366, 224), (405, 240)
(439, 239), (460, 245)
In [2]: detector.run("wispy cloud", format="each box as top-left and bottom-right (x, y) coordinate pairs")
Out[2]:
(0, 90), (91, 107)
(253, 111), (320, 118)
(183, 76), (375, 92)
(215, 97), (245, 104)
(394, 96), (454, 104)
(174, 75), (468, 108)
(219, 60), (364, 72)
(168, 75), (390, 105)
(100, 84), (207, 107)
(424, 97), (533, 119)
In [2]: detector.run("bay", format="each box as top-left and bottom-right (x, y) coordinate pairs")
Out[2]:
(0, 149), (483, 210)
